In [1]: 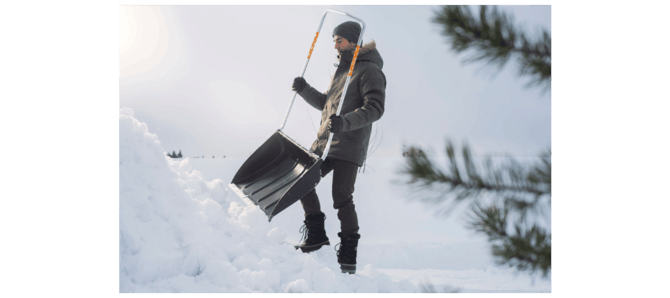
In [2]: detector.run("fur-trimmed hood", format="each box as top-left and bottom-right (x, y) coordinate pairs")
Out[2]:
(337, 40), (383, 69)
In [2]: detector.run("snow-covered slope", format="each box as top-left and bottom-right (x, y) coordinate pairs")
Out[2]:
(119, 107), (418, 292)
(119, 107), (552, 293)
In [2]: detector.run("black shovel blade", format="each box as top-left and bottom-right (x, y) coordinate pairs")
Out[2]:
(230, 130), (322, 221)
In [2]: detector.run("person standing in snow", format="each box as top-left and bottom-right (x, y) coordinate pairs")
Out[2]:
(292, 21), (386, 274)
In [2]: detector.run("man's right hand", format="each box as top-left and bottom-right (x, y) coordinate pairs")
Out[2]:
(292, 77), (306, 93)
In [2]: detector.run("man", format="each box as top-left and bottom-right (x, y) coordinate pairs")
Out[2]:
(291, 21), (386, 274)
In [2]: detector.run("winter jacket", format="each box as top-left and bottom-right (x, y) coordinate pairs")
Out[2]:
(298, 40), (386, 167)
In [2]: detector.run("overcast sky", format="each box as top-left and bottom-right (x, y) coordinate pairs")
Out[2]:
(120, 5), (551, 159)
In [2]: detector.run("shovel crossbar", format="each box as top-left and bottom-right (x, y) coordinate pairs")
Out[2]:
(230, 10), (366, 221)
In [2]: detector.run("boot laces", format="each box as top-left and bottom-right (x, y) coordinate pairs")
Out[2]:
(298, 214), (326, 244)
(334, 242), (350, 258)
(298, 224), (308, 244)
(335, 235), (357, 259)
(334, 241), (352, 258)
(334, 243), (342, 257)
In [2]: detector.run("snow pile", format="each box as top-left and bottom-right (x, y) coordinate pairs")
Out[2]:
(119, 107), (418, 293)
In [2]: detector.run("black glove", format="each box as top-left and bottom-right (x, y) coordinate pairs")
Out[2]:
(292, 77), (306, 92)
(328, 114), (343, 133)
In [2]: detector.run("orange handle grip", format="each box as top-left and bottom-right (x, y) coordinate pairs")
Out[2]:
(307, 32), (319, 59)
(348, 45), (361, 76)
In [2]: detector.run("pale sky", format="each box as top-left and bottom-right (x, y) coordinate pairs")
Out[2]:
(119, 5), (551, 159)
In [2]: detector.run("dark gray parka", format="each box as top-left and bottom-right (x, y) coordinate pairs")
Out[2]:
(298, 41), (386, 166)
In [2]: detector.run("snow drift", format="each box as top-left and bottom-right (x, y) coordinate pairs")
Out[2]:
(119, 107), (418, 292)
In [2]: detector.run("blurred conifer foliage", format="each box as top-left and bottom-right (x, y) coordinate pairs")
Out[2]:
(433, 5), (551, 91)
(401, 142), (551, 277)
(400, 5), (551, 277)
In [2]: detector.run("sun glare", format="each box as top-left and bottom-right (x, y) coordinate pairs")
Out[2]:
(119, 6), (132, 55)
(118, 6), (173, 79)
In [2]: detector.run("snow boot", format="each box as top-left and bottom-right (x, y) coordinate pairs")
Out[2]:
(335, 232), (360, 274)
(294, 212), (330, 253)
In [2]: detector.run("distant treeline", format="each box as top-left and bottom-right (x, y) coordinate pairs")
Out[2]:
(167, 150), (226, 159)
(167, 150), (183, 158)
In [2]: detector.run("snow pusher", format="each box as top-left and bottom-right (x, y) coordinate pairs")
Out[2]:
(229, 9), (366, 221)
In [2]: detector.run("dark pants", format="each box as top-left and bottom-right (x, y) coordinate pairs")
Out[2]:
(300, 158), (359, 235)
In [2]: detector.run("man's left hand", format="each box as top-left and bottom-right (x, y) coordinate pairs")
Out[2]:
(328, 114), (343, 133)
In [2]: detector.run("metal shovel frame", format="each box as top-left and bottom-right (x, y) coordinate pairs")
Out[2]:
(229, 10), (365, 221)
(280, 9), (366, 158)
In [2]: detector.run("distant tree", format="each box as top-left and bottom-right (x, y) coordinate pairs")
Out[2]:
(399, 5), (551, 278)
(178, 150), (182, 158)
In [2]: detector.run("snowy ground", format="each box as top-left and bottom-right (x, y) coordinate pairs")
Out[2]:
(119, 107), (551, 293)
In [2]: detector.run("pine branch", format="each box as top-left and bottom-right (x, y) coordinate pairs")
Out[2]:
(400, 141), (550, 202)
(432, 5), (551, 91)
(400, 140), (551, 277)
(468, 201), (551, 277)
(468, 200), (510, 240)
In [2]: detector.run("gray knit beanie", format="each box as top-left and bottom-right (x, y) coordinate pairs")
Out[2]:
(332, 21), (361, 44)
